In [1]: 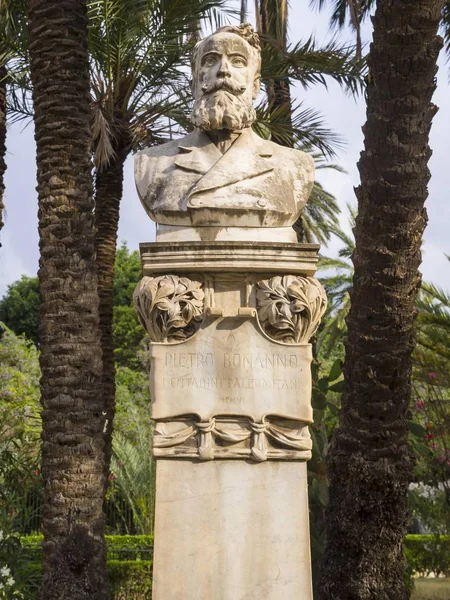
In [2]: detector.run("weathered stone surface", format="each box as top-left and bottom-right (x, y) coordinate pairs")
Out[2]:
(153, 416), (312, 462)
(139, 241), (320, 275)
(149, 315), (313, 422)
(135, 128), (314, 227)
(152, 460), (313, 600)
(134, 24), (314, 229)
(132, 23), (323, 600)
(155, 224), (298, 243)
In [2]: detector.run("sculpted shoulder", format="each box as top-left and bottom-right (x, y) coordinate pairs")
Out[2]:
(261, 137), (314, 175)
(260, 138), (315, 203)
(134, 138), (181, 202)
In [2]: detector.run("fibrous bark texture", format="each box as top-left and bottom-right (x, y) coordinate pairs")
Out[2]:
(27, 1), (108, 598)
(94, 154), (125, 490)
(258, 0), (302, 241)
(0, 66), (7, 237)
(258, 0), (294, 148)
(319, 2), (444, 599)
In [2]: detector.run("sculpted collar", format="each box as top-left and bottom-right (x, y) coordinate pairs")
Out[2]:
(174, 128), (274, 195)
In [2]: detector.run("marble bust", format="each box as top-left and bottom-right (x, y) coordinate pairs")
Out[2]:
(135, 24), (314, 232)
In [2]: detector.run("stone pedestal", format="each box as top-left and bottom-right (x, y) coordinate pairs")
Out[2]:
(133, 240), (326, 600)
(153, 461), (312, 600)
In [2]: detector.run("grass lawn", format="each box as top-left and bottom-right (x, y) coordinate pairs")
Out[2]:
(411, 578), (450, 600)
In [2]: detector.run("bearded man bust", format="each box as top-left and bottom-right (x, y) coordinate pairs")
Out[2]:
(135, 24), (315, 238)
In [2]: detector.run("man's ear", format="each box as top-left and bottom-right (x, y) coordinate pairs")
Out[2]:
(252, 75), (261, 100)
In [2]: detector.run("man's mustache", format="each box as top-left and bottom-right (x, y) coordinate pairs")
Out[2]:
(201, 78), (247, 95)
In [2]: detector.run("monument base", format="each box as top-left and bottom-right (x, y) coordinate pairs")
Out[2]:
(152, 459), (312, 600)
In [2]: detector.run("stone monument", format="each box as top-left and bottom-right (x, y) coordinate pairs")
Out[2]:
(133, 23), (327, 600)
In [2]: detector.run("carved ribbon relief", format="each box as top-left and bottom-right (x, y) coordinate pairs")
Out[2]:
(153, 417), (312, 462)
(133, 275), (205, 343)
(256, 275), (327, 344)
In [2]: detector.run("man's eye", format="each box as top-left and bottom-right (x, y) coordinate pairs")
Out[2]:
(203, 57), (217, 67)
(232, 57), (246, 67)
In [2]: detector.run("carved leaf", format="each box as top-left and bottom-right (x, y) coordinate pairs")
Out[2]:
(133, 275), (205, 343)
(256, 276), (327, 344)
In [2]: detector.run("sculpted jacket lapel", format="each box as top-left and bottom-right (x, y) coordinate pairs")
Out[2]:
(174, 129), (222, 175)
(189, 128), (274, 197)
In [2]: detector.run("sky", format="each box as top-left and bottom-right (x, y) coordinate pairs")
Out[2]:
(1, 3), (449, 297)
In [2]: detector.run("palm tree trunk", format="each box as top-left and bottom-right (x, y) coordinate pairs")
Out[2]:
(27, 1), (108, 598)
(0, 66), (7, 237)
(319, 1), (444, 598)
(258, 0), (293, 148)
(94, 150), (127, 491)
(257, 0), (304, 241)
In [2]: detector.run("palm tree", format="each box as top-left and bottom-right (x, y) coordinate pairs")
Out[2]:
(443, 2), (450, 56)
(8, 0), (363, 507)
(87, 0), (229, 487)
(317, 204), (355, 356)
(319, 1), (445, 598)
(0, 0), (31, 240)
(0, 66), (5, 238)
(251, 0), (364, 240)
(415, 267), (450, 372)
(309, 0), (376, 59)
(27, 0), (108, 598)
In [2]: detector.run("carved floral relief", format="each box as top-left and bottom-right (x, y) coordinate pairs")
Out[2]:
(133, 275), (205, 343)
(256, 275), (327, 344)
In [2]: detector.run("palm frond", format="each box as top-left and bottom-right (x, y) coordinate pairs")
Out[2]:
(254, 98), (344, 158)
(110, 407), (155, 534)
(261, 35), (366, 96)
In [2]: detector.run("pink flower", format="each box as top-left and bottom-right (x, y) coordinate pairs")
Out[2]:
(426, 433), (434, 441)
(428, 372), (437, 381)
(108, 473), (117, 481)
(416, 400), (425, 410)
(33, 470), (39, 477)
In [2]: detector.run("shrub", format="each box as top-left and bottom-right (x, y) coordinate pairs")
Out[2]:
(21, 535), (153, 561)
(109, 561), (152, 599)
(18, 559), (152, 600)
(405, 534), (450, 577)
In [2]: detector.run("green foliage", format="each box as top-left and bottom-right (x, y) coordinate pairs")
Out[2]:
(0, 244), (146, 370)
(115, 366), (150, 435)
(308, 357), (343, 593)
(108, 560), (153, 598)
(0, 325), (41, 535)
(316, 203), (355, 357)
(409, 486), (450, 537)
(0, 531), (40, 599)
(20, 533), (450, 595)
(110, 365), (154, 534)
(21, 535), (153, 561)
(20, 535), (154, 598)
(109, 406), (155, 535)
(404, 535), (450, 577)
(0, 324), (40, 424)
(13, 558), (153, 600)
(113, 244), (145, 369)
(0, 277), (39, 346)
(113, 244), (142, 306)
(410, 265), (450, 532)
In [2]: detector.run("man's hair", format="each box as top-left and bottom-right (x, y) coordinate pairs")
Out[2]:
(191, 23), (261, 77)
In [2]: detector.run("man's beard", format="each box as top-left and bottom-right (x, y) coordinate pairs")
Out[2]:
(190, 79), (256, 131)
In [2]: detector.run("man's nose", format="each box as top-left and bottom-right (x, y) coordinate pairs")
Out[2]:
(217, 58), (231, 78)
